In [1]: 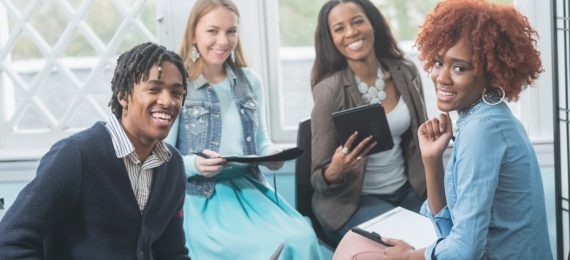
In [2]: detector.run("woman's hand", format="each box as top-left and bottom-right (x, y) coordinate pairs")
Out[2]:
(194, 149), (227, 178)
(324, 131), (377, 184)
(260, 147), (285, 171)
(383, 238), (415, 260)
(418, 113), (453, 160)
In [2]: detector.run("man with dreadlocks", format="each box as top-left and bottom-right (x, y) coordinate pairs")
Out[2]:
(0, 42), (191, 259)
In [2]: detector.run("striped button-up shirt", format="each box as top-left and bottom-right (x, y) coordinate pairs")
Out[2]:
(105, 114), (172, 211)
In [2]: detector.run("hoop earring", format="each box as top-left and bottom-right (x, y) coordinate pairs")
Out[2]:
(482, 86), (505, 105)
(230, 51), (235, 63)
(191, 45), (200, 62)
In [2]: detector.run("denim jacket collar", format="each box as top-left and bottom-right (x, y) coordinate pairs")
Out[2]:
(192, 63), (238, 90)
(180, 64), (262, 198)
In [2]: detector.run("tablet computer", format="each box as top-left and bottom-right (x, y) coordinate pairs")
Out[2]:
(331, 103), (394, 156)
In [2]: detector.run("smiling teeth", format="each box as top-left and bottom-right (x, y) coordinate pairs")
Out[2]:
(347, 40), (363, 51)
(438, 90), (454, 96)
(153, 113), (171, 120)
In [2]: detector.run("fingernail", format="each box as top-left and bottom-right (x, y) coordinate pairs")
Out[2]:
(440, 128), (444, 132)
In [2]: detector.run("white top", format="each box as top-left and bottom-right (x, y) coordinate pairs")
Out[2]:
(361, 96), (409, 195)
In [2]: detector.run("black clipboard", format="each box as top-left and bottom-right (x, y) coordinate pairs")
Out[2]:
(351, 227), (392, 247)
(331, 103), (394, 156)
(222, 147), (304, 163)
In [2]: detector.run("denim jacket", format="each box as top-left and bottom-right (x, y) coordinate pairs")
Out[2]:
(175, 65), (262, 198)
(420, 101), (551, 259)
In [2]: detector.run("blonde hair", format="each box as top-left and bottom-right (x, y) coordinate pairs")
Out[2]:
(179, 0), (247, 80)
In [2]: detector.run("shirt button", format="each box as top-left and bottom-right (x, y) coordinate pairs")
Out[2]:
(246, 136), (252, 142)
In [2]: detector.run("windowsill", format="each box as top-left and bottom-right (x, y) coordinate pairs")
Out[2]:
(0, 148), (48, 161)
(274, 137), (554, 167)
(0, 138), (554, 184)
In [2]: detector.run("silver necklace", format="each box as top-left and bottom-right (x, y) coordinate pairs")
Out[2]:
(355, 67), (386, 104)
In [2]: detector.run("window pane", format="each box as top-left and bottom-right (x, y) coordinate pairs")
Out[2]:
(277, 0), (513, 134)
(0, 0), (157, 151)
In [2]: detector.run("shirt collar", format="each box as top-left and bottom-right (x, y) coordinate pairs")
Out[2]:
(105, 113), (172, 162)
(456, 98), (486, 131)
(191, 63), (237, 89)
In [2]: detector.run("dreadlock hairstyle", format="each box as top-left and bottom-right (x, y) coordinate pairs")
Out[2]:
(109, 42), (188, 119)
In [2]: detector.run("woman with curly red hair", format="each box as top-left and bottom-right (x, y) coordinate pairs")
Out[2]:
(382, 0), (552, 259)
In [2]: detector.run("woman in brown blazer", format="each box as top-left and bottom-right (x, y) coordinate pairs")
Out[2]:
(310, 0), (428, 243)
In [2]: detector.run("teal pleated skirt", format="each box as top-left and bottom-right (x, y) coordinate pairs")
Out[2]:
(183, 165), (324, 259)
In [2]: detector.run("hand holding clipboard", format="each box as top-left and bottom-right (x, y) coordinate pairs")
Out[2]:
(351, 227), (392, 247)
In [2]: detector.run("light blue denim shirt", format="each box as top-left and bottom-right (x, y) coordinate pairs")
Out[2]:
(165, 65), (274, 197)
(420, 100), (551, 259)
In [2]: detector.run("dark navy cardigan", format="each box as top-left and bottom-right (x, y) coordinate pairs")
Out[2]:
(0, 122), (189, 260)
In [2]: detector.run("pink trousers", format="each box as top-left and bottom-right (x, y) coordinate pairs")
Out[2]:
(333, 230), (386, 260)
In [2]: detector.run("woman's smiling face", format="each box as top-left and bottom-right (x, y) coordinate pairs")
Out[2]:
(327, 2), (375, 63)
(430, 37), (488, 112)
(194, 7), (239, 68)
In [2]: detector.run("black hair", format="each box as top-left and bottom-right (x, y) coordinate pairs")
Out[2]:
(311, 0), (403, 87)
(109, 42), (188, 119)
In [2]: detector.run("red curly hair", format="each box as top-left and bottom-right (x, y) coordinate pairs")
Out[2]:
(416, 0), (543, 101)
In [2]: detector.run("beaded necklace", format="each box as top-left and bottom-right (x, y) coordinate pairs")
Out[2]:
(355, 66), (388, 104)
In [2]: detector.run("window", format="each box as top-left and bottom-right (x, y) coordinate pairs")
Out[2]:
(0, 0), (158, 159)
(0, 0), (554, 158)
(271, 0), (522, 143)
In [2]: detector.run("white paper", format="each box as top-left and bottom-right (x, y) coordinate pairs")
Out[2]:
(357, 206), (438, 249)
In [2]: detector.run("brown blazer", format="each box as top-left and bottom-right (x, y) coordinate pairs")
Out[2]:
(310, 57), (428, 231)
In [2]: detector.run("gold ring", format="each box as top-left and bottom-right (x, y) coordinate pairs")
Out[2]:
(342, 147), (350, 155)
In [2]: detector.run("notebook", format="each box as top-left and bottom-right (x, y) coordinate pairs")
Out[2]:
(222, 147), (304, 163)
(331, 103), (394, 156)
(357, 206), (437, 249)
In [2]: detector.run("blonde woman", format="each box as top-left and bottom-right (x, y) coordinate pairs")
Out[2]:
(165, 0), (323, 259)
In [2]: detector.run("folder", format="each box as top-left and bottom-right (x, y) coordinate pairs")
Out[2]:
(331, 103), (394, 156)
(357, 206), (437, 249)
(222, 147), (304, 163)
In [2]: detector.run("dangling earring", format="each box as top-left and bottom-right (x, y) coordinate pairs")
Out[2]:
(191, 44), (200, 62)
(123, 104), (128, 116)
(230, 51), (235, 63)
(482, 86), (505, 105)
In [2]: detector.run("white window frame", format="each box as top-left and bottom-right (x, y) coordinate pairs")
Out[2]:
(0, 0), (555, 165)
(262, 0), (554, 165)
(0, 0), (158, 160)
